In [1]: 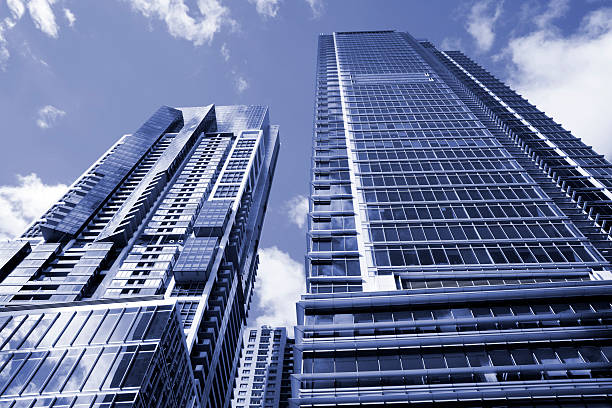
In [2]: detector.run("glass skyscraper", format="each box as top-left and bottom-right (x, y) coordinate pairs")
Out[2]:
(293, 30), (612, 407)
(0, 105), (279, 408)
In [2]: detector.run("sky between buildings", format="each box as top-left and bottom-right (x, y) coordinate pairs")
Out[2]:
(0, 0), (610, 329)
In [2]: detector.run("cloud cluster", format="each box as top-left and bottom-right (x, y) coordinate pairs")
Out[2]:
(0, 0), (327, 70)
(235, 75), (248, 93)
(247, 0), (323, 19)
(466, 0), (503, 52)
(125, 0), (237, 46)
(305, 0), (324, 18)
(533, 0), (569, 29)
(0, 0), (72, 69)
(504, 5), (612, 158)
(27, 0), (59, 38)
(220, 42), (229, 61)
(440, 37), (463, 51)
(36, 105), (66, 129)
(285, 194), (309, 229)
(254, 246), (305, 328)
(63, 7), (76, 27)
(249, 0), (280, 18)
(0, 174), (67, 241)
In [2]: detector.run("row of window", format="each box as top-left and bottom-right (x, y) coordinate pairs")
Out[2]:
(349, 112), (477, 123)
(0, 306), (173, 350)
(368, 220), (577, 243)
(354, 146), (507, 161)
(215, 185), (240, 198)
(352, 129), (493, 145)
(302, 344), (612, 375)
(343, 91), (453, 103)
(365, 202), (557, 222)
(355, 158), (518, 173)
(347, 105), (471, 115)
(362, 185), (543, 204)
(311, 216), (356, 231)
(349, 120), (482, 132)
(313, 199), (354, 212)
(346, 84), (454, 96)
(359, 172), (529, 188)
(310, 283), (363, 294)
(371, 242), (599, 267)
(313, 159), (350, 169)
(311, 236), (358, 252)
(0, 343), (160, 396)
(349, 114), (477, 124)
(313, 184), (352, 196)
(313, 147), (347, 157)
(310, 259), (361, 277)
(399, 276), (588, 290)
(314, 171), (350, 181)
(344, 97), (462, 108)
(305, 300), (612, 326)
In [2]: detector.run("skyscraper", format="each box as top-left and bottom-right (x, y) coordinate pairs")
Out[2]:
(0, 105), (279, 408)
(231, 326), (294, 408)
(293, 30), (612, 407)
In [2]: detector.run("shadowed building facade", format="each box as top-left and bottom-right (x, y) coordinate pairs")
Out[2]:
(292, 30), (612, 407)
(0, 105), (279, 408)
(231, 326), (294, 408)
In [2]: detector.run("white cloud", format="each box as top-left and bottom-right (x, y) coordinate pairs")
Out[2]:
(305, 0), (323, 18)
(440, 37), (463, 51)
(0, 0), (26, 70)
(235, 75), (248, 93)
(504, 6), (612, 158)
(254, 247), (305, 328)
(21, 40), (48, 66)
(284, 194), (308, 229)
(0, 0), (71, 69)
(63, 7), (76, 27)
(125, 0), (236, 46)
(533, 0), (569, 29)
(0, 28), (9, 71)
(0, 174), (67, 241)
(220, 42), (229, 61)
(27, 0), (59, 38)
(36, 105), (65, 129)
(249, 0), (280, 18)
(7, 0), (26, 20)
(466, 0), (503, 52)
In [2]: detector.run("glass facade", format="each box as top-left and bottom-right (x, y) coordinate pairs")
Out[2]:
(0, 299), (195, 407)
(0, 104), (279, 408)
(293, 31), (612, 407)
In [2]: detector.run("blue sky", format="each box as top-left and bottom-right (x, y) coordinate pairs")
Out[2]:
(0, 0), (611, 327)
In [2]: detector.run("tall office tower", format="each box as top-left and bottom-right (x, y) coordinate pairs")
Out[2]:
(232, 326), (294, 408)
(293, 30), (612, 407)
(0, 105), (279, 408)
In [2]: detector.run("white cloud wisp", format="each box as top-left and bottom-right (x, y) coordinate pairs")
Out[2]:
(0, 174), (67, 241)
(36, 105), (66, 129)
(235, 75), (248, 93)
(249, 0), (280, 18)
(63, 7), (76, 27)
(0, 0), (71, 69)
(254, 247), (305, 328)
(305, 0), (323, 18)
(504, 6), (612, 158)
(466, 0), (503, 52)
(126, 0), (236, 46)
(27, 0), (59, 38)
(220, 42), (229, 61)
(285, 194), (308, 229)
